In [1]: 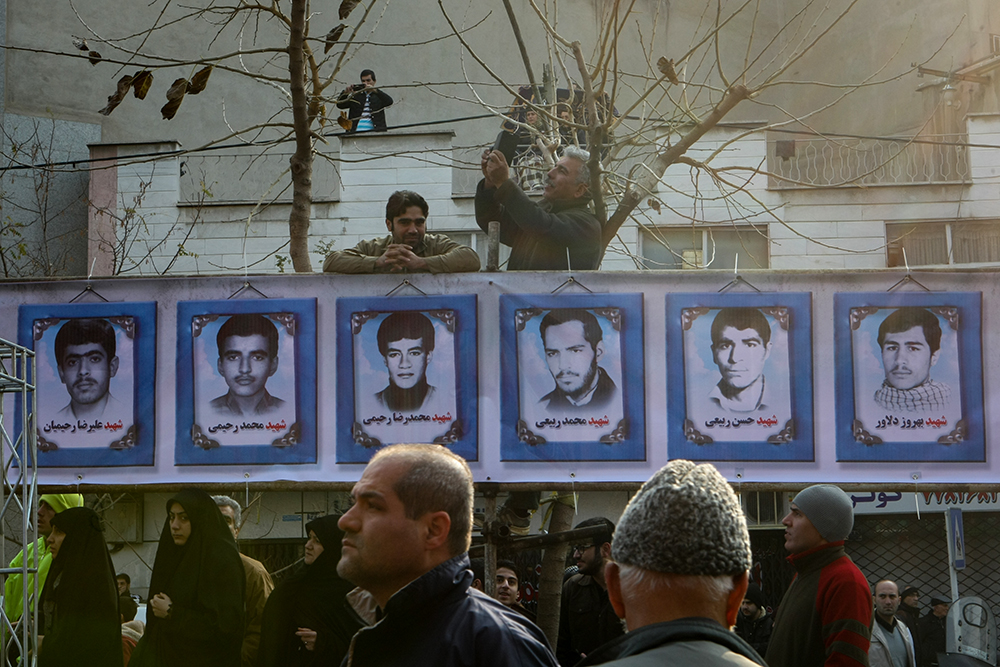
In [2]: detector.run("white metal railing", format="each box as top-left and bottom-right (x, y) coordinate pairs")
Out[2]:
(0, 339), (38, 665)
(768, 133), (970, 189)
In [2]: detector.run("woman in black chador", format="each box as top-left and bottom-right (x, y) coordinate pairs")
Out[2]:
(131, 488), (245, 667)
(38, 506), (123, 667)
(258, 514), (362, 667)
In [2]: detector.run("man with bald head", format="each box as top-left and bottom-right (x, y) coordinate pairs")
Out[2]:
(767, 485), (872, 667)
(337, 444), (556, 666)
(869, 579), (916, 667)
(576, 459), (764, 666)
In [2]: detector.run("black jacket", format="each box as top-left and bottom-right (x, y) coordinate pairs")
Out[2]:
(735, 610), (774, 657)
(556, 573), (625, 665)
(343, 553), (556, 667)
(475, 179), (602, 270)
(335, 88), (393, 132)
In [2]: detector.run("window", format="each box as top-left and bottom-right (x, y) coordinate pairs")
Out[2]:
(887, 221), (1000, 267)
(437, 230), (509, 269)
(639, 226), (769, 270)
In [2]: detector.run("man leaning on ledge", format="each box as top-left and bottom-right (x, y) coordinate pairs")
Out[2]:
(323, 190), (480, 274)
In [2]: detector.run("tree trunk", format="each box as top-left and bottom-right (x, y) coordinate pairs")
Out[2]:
(288, 0), (313, 273)
(536, 497), (575, 649)
(602, 84), (749, 249)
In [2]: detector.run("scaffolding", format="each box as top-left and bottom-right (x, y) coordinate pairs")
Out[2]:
(0, 338), (38, 665)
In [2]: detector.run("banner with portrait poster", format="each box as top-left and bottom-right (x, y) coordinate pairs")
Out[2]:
(666, 292), (814, 461)
(175, 299), (317, 465)
(17, 302), (156, 466)
(834, 292), (984, 462)
(499, 293), (645, 462)
(335, 295), (477, 463)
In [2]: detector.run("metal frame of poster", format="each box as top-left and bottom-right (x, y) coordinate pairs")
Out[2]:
(335, 294), (478, 463)
(665, 292), (814, 461)
(499, 293), (646, 462)
(175, 298), (317, 465)
(834, 291), (984, 462)
(17, 301), (156, 467)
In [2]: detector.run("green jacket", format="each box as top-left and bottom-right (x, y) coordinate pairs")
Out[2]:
(4, 537), (51, 621)
(322, 234), (481, 274)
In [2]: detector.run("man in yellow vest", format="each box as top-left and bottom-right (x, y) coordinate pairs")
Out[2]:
(3, 493), (85, 621)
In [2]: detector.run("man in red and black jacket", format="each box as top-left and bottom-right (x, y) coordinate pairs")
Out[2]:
(766, 485), (873, 667)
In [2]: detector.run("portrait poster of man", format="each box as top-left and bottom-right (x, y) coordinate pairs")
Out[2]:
(499, 293), (645, 462)
(176, 299), (317, 465)
(834, 292), (984, 462)
(666, 293), (814, 462)
(18, 302), (156, 467)
(335, 295), (478, 463)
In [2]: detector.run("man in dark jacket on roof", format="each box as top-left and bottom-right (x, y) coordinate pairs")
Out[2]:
(336, 444), (556, 667)
(475, 144), (602, 270)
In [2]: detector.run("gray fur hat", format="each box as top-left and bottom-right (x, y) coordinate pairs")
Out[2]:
(792, 484), (854, 542)
(612, 460), (751, 576)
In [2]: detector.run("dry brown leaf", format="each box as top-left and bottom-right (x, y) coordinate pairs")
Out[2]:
(337, 111), (352, 131)
(98, 74), (135, 116)
(187, 66), (213, 95)
(657, 57), (680, 85)
(324, 24), (347, 54)
(647, 198), (661, 214)
(132, 71), (153, 99)
(88, 50), (102, 66)
(161, 77), (188, 120)
(338, 0), (359, 19)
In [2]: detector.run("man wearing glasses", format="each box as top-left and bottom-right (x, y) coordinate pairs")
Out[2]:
(557, 517), (624, 665)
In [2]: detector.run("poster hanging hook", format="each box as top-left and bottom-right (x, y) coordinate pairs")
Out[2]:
(551, 276), (593, 294)
(385, 279), (427, 297)
(228, 281), (269, 300)
(887, 249), (931, 292)
(718, 254), (761, 293)
(69, 259), (110, 303)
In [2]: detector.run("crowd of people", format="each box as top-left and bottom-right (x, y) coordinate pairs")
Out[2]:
(1, 452), (969, 667)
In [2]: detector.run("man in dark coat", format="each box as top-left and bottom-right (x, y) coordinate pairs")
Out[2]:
(335, 69), (392, 132)
(576, 460), (765, 667)
(336, 445), (557, 666)
(475, 145), (601, 270)
(735, 584), (773, 656)
(916, 596), (950, 667)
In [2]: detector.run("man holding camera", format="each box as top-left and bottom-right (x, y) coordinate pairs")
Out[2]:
(336, 69), (392, 132)
(475, 144), (601, 271)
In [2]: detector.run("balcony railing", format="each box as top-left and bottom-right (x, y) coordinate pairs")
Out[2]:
(767, 133), (969, 189)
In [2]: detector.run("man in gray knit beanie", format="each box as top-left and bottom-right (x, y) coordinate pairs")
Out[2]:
(576, 460), (765, 666)
(765, 484), (871, 667)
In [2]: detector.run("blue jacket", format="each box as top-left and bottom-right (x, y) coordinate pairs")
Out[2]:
(342, 553), (557, 667)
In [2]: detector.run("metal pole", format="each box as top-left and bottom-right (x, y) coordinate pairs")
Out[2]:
(944, 512), (960, 602)
(487, 221), (500, 272)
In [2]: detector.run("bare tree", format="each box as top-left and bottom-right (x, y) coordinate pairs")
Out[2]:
(0, 117), (90, 277)
(73, 0), (391, 273)
(441, 0), (951, 268)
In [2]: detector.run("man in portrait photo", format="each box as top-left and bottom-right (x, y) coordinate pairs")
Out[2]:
(211, 313), (286, 417)
(708, 307), (774, 413)
(54, 318), (127, 421)
(375, 311), (437, 412)
(874, 307), (951, 412)
(538, 308), (617, 412)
